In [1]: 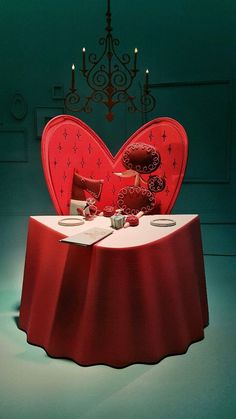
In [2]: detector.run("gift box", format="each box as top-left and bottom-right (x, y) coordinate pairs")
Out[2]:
(110, 214), (125, 229)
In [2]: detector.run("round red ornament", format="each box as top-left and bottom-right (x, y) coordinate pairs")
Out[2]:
(126, 215), (139, 226)
(103, 206), (115, 217)
(122, 143), (160, 174)
(148, 175), (166, 193)
(117, 186), (155, 215)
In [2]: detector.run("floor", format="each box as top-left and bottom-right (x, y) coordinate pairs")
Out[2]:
(0, 217), (235, 419)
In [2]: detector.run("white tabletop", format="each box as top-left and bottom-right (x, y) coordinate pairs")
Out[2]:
(31, 214), (198, 249)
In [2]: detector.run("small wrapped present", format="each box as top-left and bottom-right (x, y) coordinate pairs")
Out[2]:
(110, 214), (125, 230)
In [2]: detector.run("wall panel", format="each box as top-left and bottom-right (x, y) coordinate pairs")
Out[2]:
(148, 80), (232, 183)
(0, 129), (28, 162)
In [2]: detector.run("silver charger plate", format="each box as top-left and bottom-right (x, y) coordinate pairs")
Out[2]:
(58, 217), (85, 226)
(150, 218), (176, 227)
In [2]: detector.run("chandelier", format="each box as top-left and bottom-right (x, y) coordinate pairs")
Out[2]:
(64, 0), (156, 121)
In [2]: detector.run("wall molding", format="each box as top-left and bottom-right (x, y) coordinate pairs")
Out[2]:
(52, 84), (64, 100)
(10, 92), (28, 120)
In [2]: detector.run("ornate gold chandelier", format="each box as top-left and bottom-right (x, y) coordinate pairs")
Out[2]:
(64, 0), (156, 121)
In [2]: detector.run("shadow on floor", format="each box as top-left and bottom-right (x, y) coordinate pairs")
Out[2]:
(13, 315), (20, 328)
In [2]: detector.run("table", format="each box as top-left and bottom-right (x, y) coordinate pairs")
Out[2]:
(19, 215), (208, 368)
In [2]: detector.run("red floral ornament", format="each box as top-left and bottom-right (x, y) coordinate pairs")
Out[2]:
(117, 186), (155, 215)
(122, 143), (160, 174)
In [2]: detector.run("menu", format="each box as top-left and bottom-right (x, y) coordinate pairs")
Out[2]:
(60, 227), (113, 246)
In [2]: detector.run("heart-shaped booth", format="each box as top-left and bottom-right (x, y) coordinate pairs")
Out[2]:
(41, 115), (188, 215)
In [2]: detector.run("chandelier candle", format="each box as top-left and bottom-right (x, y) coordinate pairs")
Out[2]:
(71, 64), (75, 91)
(145, 69), (149, 91)
(82, 48), (86, 74)
(133, 48), (138, 72)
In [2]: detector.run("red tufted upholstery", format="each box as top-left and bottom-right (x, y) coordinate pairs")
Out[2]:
(41, 115), (188, 215)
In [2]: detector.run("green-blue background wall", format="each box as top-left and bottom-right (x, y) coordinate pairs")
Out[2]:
(0, 0), (235, 223)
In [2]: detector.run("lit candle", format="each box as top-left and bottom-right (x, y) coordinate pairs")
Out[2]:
(134, 47), (138, 71)
(71, 64), (75, 91)
(82, 47), (86, 73)
(145, 69), (149, 86)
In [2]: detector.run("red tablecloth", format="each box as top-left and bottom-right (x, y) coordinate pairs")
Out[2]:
(19, 215), (208, 368)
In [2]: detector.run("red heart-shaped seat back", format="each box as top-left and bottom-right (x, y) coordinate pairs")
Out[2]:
(41, 115), (188, 215)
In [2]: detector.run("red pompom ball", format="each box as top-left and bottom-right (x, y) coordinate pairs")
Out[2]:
(126, 215), (139, 226)
(103, 206), (115, 217)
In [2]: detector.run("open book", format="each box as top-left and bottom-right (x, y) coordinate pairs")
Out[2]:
(60, 227), (113, 246)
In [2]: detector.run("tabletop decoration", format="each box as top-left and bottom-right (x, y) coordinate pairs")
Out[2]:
(110, 214), (126, 229)
(70, 198), (97, 220)
(125, 214), (139, 227)
(83, 204), (97, 220)
(103, 205), (115, 217)
(70, 199), (87, 215)
(124, 210), (144, 228)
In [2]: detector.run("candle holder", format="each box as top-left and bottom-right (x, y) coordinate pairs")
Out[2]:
(64, 0), (156, 121)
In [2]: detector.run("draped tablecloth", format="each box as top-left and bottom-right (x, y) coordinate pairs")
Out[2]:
(19, 215), (208, 368)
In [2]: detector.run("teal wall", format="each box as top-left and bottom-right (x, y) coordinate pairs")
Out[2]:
(0, 0), (235, 222)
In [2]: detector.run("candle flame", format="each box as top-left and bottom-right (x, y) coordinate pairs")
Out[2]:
(82, 47), (86, 52)
(134, 48), (138, 54)
(72, 64), (75, 70)
(146, 69), (149, 74)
